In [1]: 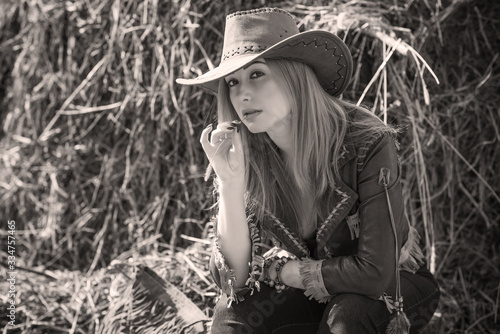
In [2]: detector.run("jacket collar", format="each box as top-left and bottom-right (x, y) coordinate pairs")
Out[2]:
(339, 138), (357, 168)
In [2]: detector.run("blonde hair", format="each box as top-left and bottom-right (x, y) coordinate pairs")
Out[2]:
(216, 58), (395, 232)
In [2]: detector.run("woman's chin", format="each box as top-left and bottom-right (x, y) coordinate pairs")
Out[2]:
(244, 124), (265, 134)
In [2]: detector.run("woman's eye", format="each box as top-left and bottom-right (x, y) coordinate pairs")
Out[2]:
(250, 71), (264, 79)
(226, 79), (238, 87)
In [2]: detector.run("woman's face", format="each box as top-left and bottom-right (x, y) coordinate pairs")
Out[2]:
(224, 59), (291, 134)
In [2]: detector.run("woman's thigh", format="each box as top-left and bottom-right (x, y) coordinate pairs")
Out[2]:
(211, 284), (326, 334)
(211, 267), (439, 334)
(317, 266), (440, 334)
(317, 293), (392, 334)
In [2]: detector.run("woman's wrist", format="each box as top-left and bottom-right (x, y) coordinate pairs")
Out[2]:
(280, 260), (305, 289)
(218, 179), (245, 195)
(262, 257), (305, 291)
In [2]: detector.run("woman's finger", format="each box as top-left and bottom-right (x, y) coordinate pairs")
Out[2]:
(207, 120), (241, 146)
(210, 128), (233, 146)
(200, 124), (214, 152)
(231, 129), (243, 155)
(214, 135), (233, 156)
(217, 120), (235, 129)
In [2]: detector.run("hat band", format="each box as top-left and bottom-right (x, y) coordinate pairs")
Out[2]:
(222, 44), (268, 62)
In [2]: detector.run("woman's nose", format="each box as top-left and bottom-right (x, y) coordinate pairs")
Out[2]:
(237, 83), (252, 102)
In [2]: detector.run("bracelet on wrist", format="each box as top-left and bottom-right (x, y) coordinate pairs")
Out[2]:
(263, 255), (290, 293)
(263, 256), (277, 287)
(274, 257), (289, 293)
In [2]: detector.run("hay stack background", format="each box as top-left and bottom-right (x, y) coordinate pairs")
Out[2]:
(0, 0), (498, 333)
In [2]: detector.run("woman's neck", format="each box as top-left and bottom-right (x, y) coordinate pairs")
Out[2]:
(266, 118), (293, 158)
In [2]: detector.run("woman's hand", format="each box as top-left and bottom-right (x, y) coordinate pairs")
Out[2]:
(200, 121), (245, 188)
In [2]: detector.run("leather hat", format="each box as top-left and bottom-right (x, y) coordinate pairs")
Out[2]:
(176, 8), (353, 96)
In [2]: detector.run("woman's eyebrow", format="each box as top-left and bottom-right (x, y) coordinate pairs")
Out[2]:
(243, 60), (266, 70)
(225, 60), (266, 81)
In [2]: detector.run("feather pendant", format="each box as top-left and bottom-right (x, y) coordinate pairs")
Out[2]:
(386, 311), (411, 334)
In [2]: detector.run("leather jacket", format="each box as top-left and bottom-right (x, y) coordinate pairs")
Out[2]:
(209, 131), (425, 307)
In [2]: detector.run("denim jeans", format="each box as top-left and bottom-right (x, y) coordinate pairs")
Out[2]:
(211, 266), (440, 334)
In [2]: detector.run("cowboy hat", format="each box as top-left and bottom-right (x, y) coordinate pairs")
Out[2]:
(176, 7), (353, 97)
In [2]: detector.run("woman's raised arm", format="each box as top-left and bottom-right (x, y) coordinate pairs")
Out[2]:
(200, 124), (251, 290)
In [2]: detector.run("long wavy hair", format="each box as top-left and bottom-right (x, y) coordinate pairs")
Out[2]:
(216, 58), (396, 233)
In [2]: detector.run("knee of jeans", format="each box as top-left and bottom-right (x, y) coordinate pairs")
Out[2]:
(211, 292), (280, 334)
(319, 294), (381, 333)
(212, 299), (259, 334)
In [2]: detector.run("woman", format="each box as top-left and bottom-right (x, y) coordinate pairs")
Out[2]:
(177, 7), (440, 334)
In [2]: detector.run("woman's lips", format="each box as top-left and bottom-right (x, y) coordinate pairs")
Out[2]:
(243, 109), (262, 119)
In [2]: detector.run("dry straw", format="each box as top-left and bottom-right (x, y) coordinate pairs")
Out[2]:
(0, 0), (499, 333)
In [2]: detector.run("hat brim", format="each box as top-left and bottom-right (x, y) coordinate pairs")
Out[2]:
(176, 30), (352, 97)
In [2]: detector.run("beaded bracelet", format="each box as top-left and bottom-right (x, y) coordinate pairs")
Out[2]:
(274, 257), (289, 293)
(262, 255), (290, 293)
(263, 256), (278, 287)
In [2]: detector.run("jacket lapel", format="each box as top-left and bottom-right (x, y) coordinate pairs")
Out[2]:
(315, 143), (358, 258)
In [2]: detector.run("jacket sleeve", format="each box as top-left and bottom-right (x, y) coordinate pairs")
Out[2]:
(301, 134), (409, 300)
(208, 212), (265, 307)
